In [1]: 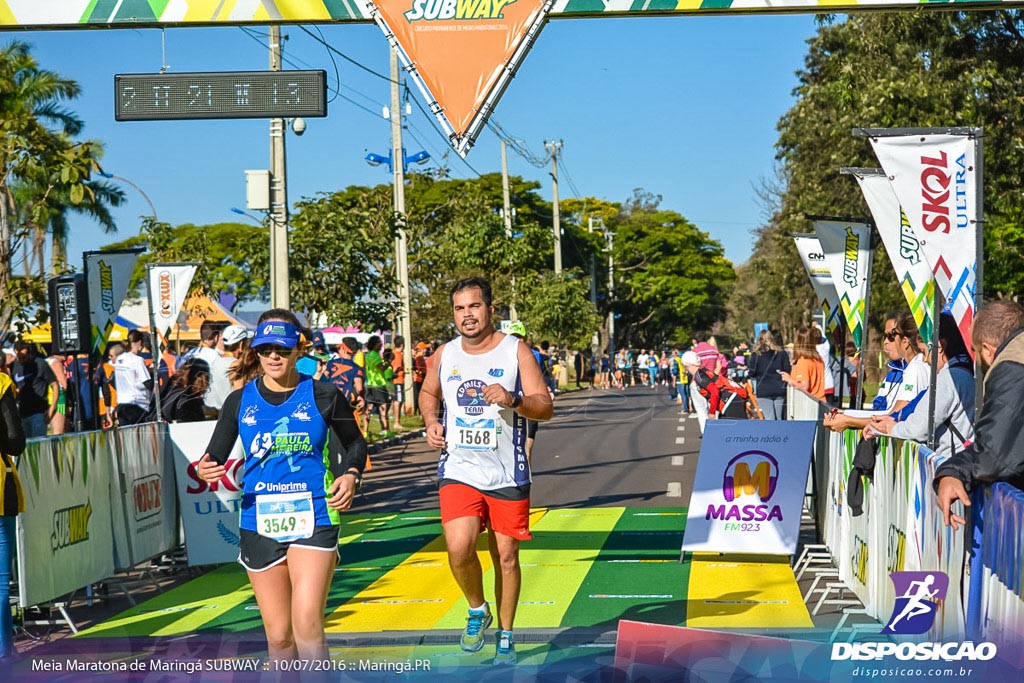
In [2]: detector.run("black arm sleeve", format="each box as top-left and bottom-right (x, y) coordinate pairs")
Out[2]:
(313, 382), (368, 478)
(205, 389), (243, 465)
(0, 387), (25, 456)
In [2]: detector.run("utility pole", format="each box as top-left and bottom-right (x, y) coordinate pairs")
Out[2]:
(268, 25), (290, 308)
(607, 230), (615, 356)
(588, 216), (597, 308)
(501, 140), (517, 321)
(545, 139), (563, 274)
(390, 47), (414, 415)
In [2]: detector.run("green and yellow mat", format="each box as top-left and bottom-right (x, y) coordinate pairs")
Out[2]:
(75, 507), (810, 668)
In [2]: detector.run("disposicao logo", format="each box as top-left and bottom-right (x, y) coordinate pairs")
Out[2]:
(882, 571), (948, 635)
(705, 450), (783, 522)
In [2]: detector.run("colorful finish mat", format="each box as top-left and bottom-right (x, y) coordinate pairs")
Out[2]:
(77, 508), (809, 641)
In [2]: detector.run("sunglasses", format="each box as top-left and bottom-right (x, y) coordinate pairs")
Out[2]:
(883, 330), (901, 342)
(256, 345), (295, 358)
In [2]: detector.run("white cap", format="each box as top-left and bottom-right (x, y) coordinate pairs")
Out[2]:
(681, 351), (701, 366)
(222, 324), (249, 346)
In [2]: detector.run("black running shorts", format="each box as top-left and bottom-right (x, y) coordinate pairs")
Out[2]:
(238, 525), (341, 572)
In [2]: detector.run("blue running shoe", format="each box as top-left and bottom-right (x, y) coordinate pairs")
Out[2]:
(493, 630), (516, 665)
(460, 605), (492, 652)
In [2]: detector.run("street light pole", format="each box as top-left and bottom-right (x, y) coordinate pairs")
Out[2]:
(545, 140), (563, 274)
(269, 25), (290, 309)
(390, 48), (414, 415)
(97, 171), (157, 220)
(501, 140), (518, 321)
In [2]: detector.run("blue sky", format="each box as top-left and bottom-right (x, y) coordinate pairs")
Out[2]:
(10, 14), (820, 271)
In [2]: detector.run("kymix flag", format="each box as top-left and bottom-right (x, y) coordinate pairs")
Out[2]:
(148, 264), (197, 337)
(869, 133), (978, 351)
(362, 0), (552, 156)
(813, 220), (871, 348)
(852, 171), (935, 344)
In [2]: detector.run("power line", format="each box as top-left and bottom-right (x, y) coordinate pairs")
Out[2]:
(488, 118), (547, 168)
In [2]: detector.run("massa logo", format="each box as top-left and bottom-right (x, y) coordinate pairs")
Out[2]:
(706, 451), (783, 522)
(456, 379), (488, 415)
(405, 0), (518, 21)
(882, 571), (948, 635)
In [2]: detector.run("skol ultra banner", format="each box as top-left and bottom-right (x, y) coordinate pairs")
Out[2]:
(870, 134), (978, 349)
(148, 263), (197, 337)
(813, 220), (872, 347)
(853, 172), (935, 344)
(792, 233), (842, 332)
(363, 0), (552, 156)
(681, 420), (817, 555)
(84, 249), (142, 354)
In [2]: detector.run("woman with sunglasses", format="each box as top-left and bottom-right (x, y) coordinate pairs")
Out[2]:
(195, 309), (367, 665)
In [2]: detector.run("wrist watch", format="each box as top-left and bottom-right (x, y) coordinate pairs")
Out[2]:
(343, 470), (362, 488)
(511, 395), (523, 409)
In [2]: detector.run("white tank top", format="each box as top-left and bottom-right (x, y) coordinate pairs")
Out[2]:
(437, 334), (529, 491)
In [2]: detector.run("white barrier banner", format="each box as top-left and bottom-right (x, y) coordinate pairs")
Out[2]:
(168, 422), (243, 566)
(853, 173), (936, 344)
(109, 423), (179, 570)
(813, 220), (872, 348)
(870, 133), (977, 349)
(16, 432), (115, 607)
(682, 420), (817, 555)
(149, 263), (197, 338)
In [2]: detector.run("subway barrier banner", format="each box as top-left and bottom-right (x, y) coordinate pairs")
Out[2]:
(870, 133), (978, 351)
(15, 432), (114, 607)
(364, 0), (552, 156)
(813, 220), (871, 347)
(84, 249), (143, 354)
(792, 233), (842, 332)
(168, 421), (244, 567)
(681, 419), (817, 555)
(148, 263), (197, 338)
(109, 423), (179, 571)
(853, 172), (936, 344)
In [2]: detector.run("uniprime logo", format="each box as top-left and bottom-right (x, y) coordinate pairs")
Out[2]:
(51, 500), (92, 553)
(882, 571), (948, 635)
(405, 0), (518, 22)
(705, 450), (783, 523)
(253, 481), (308, 494)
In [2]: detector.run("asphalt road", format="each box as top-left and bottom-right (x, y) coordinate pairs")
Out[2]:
(358, 384), (702, 513)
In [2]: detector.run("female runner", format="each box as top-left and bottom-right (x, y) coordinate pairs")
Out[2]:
(196, 309), (367, 663)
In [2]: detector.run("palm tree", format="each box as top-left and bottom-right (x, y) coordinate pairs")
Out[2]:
(0, 41), (99, 329)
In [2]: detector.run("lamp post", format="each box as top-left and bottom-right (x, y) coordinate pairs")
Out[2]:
(97, 170), (157, 220)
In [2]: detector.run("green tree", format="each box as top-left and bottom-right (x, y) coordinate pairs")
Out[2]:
(516, 269), (601, 349)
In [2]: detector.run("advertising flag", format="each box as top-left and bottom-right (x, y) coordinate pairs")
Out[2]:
(84, 249), (142, 354)
(869, 134), (977, 349)
(853, 172), (936, 344)
(813, 220), (872, 347)
(148, 263), (197, 337)
(681, 420), (817, 555)
(792, 234), (842, 331)
(363, 0), (552, 156)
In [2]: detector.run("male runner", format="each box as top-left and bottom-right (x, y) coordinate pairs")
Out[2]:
(419, 277), (552, 666)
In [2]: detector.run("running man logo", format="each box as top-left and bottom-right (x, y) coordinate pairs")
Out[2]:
(405, 0), (518, 22)
(99, 260), (116, 315)
(882, 571), (949, 635)
(842, 226), (860, 288)
(51, 500), (93, 553)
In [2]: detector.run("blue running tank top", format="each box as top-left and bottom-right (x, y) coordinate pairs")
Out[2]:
(236, 376), (336, 531)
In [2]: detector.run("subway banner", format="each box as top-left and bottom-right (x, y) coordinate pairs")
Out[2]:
(84, 249), (143, 355)
(852, 172), (935, 344)
(148, 263), (198, 338)
(168, 422), (245, 567)
(15, 432), (115, 608)
(813, 219), (872, 348)
(869, 133), (978, 351)
(363, 0), (552, 156)
(4, 0), (1024, 26)
(792, 233), (842, 332)
(681, 420), (816, 555)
